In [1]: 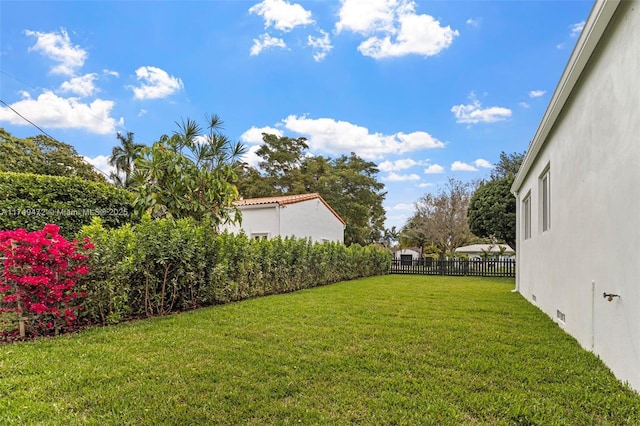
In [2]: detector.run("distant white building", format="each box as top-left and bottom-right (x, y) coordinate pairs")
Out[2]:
(511, 0), (640, 392)
(392, 248), (421, 265)
(455, 244), (514, 260)
(221, 193), (345, 244)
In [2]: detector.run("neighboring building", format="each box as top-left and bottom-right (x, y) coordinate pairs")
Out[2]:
(454, 244), (515, 260)
(392, 248), (421, 265)
(221, 193), (345, 244)
(511, 0), (640, 392)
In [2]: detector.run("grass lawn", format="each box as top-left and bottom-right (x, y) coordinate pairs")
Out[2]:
(1, 275), (638, 425)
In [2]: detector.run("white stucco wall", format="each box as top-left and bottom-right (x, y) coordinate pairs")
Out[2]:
(221, 205), (279, 239)
(280, 199), (344, 243)
(221, 199), (344, 243)
(514, 0), (640, 391)
(393, 249), (420, 260)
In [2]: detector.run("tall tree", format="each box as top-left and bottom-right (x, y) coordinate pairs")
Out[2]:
(109, 131), (145, 188)
(132, 114), (246, 225)
(468, 177), (516, 249)
(255, 134), (308, 194)
(468, 150), (525, 249)
(382, 226), (399, 248)
(324, 153), (386, 246)
(491, 151), (525, 180)
(399, 216), (431, 254)
(0, 128), (105, 182)
(402, 178), (473, 257)
(234, 161), (275, 199)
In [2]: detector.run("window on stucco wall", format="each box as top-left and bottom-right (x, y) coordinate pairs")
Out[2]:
(540, 166), (551, 232)
(523, 192), (532, 240)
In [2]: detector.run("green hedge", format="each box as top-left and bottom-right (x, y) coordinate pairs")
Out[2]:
(0, 172), (134, 237)
(77, 216), (391, 325)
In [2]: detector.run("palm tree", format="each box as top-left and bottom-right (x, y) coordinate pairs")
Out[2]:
(109, 131), (145, 188)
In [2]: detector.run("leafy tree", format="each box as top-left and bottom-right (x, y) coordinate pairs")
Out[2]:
(382, 226), (399, 248)
(0, 128), (105, 182)
(255, 134), (308, 194)
(491, 151), (525, 180)
(234, 161), (276, 199)
(401, 178), (473, 258)
(109, 131), (145, 188)
(324, 153), (386, 246)
(468, 177), (516, 249)
(399, 215), (431, 254)
(467, 151), (524, 249)
(132, 114), (246, 226)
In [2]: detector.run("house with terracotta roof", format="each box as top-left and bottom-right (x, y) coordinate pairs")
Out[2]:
(221, 193), (345, 244)
(511, 0), (640, 392)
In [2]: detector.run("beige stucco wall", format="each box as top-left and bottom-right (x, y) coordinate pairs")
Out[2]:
(515, 0), (640, 391)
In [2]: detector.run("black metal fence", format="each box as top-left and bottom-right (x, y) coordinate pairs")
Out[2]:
(390, 258), (516, 278)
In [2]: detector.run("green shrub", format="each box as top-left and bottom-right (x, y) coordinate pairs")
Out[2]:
(76, 218), (136, 325)
(78, 218), (391, 325)
(0, 172), (134, 237)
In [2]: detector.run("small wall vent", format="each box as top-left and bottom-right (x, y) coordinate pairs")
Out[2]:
(556, 309), (566, 323)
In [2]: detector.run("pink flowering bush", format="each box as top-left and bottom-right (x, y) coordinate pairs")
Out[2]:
(0, 224), (93, 341)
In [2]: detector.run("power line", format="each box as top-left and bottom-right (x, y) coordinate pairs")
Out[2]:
(0, 70), (135, 138)
(0, 99), (58, 141)
(0, 98), (112, 179)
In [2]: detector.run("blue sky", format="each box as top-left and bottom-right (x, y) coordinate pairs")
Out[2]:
(0, 0), (593, 230)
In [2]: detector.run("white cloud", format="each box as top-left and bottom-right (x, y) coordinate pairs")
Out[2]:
(281, 115), (444, 159)
(83, 155), (115, 178)
(529, 90), (546, 98)
(424, 164), (444, 174)
(336, 0), (397, 34)
(308, 30), (333, 62)
(129, 66), (183, 100)
(240, 126), (284, 144)
(466, 18), (480, 27)
(383, 172), (420, 182)
(336, 0), (458, 59)
(396, 131), (446, 150)
(570, 21), (585, 37)
(0, 90), (123, 134)
(249, 0), (313, 32)
(519, 102), (530, 109)
(451, 161), (478, 172)
(250, 33), (287, 56)
(103, 69), (119, 78)
(474, 158), (493, 169)
(138, 109), (147, 117)
(241, 144), (263, 168)
(378, 158), (424, 172)
(417, 182), (435, 188)
(25, 28), (86, 76)
(451, 93), (512, 124)
(388, 202), (414, 211)
(386, 212), (411, 229)
(556, 43), (566, 50)
(59, 73), (98, 97)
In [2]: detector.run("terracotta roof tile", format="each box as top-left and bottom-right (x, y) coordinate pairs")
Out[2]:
(234, 193), (345, 225)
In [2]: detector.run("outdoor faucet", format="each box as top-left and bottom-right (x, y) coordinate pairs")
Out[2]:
(603, 292), (620, 302)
